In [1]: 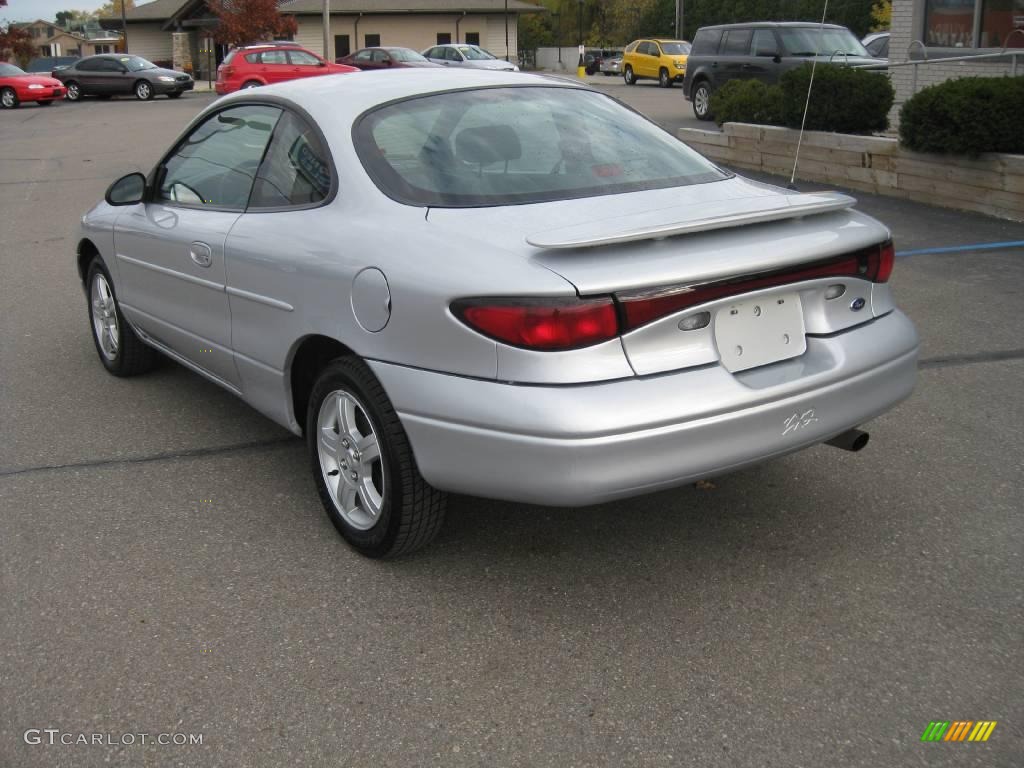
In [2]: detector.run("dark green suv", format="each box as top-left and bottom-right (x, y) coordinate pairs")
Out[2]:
(682, 22), (885, 120)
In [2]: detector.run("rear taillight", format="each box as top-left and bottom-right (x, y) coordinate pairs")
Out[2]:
(218, 66), (232, 79)
(617, 241), (895, 332)
(452, 297), (618, 351)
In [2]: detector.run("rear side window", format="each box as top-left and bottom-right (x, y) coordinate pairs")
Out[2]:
(261, 50), (288, 64)
(751, 29), (779, 56)
(624, 41), (638, 53)
(355, 86), (727, 208)
(721, 29), (753, 55)
(690, 29), (721, 55)
(249, 111), (332, 208)
(158, 105), (281, 210)
(222, 49), (238, 65)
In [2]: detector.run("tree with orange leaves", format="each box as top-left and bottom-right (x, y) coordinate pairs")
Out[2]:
(207, 0), (298, 47)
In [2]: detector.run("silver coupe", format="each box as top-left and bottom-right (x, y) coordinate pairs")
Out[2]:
(78, 69), (919, 557)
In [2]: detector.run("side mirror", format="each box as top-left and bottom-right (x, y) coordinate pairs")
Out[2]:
(105, 172), (146, 206)
(318, 60), (327, 67)
(772, 54), (782, 63)
(385, 59), (393, 66)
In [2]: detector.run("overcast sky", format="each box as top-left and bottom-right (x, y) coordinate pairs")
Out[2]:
(3, 0), (107, 23)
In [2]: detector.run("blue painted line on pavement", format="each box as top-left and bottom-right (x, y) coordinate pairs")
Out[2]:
(895, 240), (1024, 257)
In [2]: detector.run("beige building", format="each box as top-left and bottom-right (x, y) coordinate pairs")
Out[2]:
(112, 0), (542, 80)
(15, 19), (122, 58)
(279, 0), (543, 61)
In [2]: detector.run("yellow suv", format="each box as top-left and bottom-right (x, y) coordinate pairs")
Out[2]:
(622, 39), (691, 87)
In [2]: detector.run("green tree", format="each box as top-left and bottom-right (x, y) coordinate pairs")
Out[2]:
(95, 0), (136, 18)
(871, 0), (892, 31)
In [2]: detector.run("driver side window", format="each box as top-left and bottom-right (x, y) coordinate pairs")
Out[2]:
(157, 105), (281, 211)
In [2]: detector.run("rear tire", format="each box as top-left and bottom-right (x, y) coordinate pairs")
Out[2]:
(1, 87), (18, 109)
(307, 357), (446, 558)
(64, 81), (82, 101)
(692, 80), (713, 121)
(85, 257), (159, 377)
(134, 80), (154, 101)
(623, 65), (636, 85)
(659, 68), (672, 88)
(241, 80), (262, 89)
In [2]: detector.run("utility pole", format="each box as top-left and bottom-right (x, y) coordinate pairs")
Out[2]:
(322, 0), (330, 60)
(675, 0), (684, 40)
(120, 0), (128, 52)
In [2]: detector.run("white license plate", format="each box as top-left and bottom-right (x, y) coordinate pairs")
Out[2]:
(714, 292), (806, 373)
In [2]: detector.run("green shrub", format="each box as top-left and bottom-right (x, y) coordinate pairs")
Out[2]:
(711, 79), (784, 126)
(779, 63), (894, 134)
(899, 76), (1024, 157)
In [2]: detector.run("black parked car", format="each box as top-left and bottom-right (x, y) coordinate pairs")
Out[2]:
(53, 54), (194, 101)
(26, 56), (79, 75)
(682, 22), (885, 120)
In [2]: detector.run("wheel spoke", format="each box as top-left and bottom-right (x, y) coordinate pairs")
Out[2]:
(339, 484), (358, 514)
(356, 433), (379, 465)
(319, 426), (339, 457)
(336, 393), (358, 440)
(357, 477), (383, 520)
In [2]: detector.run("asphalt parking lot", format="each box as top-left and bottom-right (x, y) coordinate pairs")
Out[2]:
(1, 89), (1022, 768)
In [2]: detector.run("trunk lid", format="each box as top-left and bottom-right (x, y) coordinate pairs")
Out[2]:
(426, 175), (888, 295)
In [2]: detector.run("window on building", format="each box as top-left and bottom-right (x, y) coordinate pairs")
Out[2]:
(924, 0), (1024, 48)
(465, 32), (480, 45)
(981, 0), (1024, 47)
(335, 34), (350, 57)
(365, 33), (381, 47)
(437, 33), (451, 45)
(48, 26), (56, 38)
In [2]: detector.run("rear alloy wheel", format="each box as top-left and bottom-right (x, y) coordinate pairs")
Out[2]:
(623, 65), (636, 85)
(1, 87), (19, 109)
(308, 357), (446, 558)
(134, 80), (154, 101)
(242, 80), (262, 89)
(65, 81), (81, 101)
(85, 257), (159, 377)
(659, 67), (672, 88)
(693, 81), (713, 121)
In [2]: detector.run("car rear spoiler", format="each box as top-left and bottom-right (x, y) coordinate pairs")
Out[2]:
(525, 191), (857, 250)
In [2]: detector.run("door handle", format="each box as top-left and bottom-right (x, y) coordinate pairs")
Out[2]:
(190, 242), (213, 268)
(710, 62), (718, 68)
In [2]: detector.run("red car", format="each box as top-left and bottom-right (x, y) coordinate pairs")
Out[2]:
(215, 42), (357, 95)
(0, 62), (66, 108)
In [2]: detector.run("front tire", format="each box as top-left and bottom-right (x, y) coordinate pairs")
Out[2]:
(241, 80), (262, 89)
(64, 81), (81, 101)
(659, 68), (672, 88)
(692, 80), (713, 121)
(0, 87), (18, 109)
(134, 80), (154, 101)
(307, 358), (446, 558)
(623, 65), (636, 85)
(85, 257), (159, 377)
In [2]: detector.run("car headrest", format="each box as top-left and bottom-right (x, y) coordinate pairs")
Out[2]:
(454, 125), (522, 165)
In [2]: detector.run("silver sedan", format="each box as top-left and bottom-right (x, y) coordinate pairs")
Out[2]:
(78, 69), (918, 557)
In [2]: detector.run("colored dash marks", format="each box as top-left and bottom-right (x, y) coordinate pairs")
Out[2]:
(921, 721), (997, 742)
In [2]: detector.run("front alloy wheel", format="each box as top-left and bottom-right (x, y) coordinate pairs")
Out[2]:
(65, 81), (81, 101)
(85, 257), (158, 376)
(135, 81), (153, 101)
(623, 65), (635, 85)
(1, 87), (18, 109)
(91, 271), (120, 362)
(659, 68), (671, 88)
(307, 358), (446, 558)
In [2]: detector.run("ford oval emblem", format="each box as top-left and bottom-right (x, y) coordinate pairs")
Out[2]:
(850, 297), (866, 312)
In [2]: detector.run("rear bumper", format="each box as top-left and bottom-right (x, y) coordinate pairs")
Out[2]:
(370, 310), (919, 506)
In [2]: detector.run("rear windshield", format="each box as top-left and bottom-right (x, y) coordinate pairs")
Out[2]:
(778, 27), (869, 56)
(354, 86), (727, 208)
